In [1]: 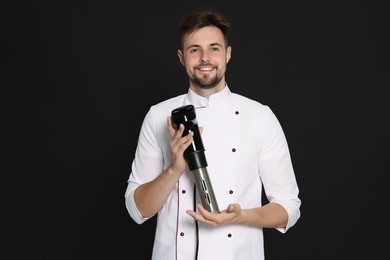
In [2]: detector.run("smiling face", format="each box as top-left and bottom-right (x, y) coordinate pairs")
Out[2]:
(177, 26), (231, 96)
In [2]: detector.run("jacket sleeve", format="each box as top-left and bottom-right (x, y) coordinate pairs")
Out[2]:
(258, 107), (301, 233)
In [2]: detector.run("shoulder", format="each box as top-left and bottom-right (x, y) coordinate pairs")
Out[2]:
(231, 92), (273, 114)
(143, 94), (188, 124)
(229, 92), (281, 130)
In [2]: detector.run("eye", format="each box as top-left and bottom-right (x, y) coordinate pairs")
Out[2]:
(189, 48), (199, 54)
(211, 47), (220, 52)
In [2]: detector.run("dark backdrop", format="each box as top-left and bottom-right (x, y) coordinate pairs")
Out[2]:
(3, 1), (389, 259)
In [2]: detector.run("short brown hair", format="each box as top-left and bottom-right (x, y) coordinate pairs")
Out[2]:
(177, 10), (231, 50)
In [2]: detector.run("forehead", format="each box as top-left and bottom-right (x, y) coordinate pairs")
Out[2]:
(183, 26), (225, 48)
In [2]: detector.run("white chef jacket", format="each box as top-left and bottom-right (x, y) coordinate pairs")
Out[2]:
(125, 85), (301, 260)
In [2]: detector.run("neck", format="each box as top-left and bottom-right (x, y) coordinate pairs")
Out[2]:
(189, 81), (226, 99)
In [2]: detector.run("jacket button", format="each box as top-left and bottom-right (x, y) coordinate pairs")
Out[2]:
(228, 233), (232, 237)
(229, 190), (233, 194)
(181, 189), (186, 194)
(232, 148), (236, 152)
(180, 232), (184, 236)
(235, 111), (239, 115)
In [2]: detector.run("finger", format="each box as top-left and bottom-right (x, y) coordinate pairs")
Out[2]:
(167, 117), (187, 140)
(197, 203), (210, 213)
(177, 131), (194, 152)
(170, 127), (193, 154)
(170, 123), (185, 143)
(227, 203), (240, 213)
(167, 116), (177, 137)
(186, 210), (216, 226)
(196, 203), (215, 219)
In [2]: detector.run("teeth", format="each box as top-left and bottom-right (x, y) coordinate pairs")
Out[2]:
(199, 67), (213, 71)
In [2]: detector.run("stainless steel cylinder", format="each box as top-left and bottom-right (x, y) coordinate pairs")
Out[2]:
(191, 167), (220, 214)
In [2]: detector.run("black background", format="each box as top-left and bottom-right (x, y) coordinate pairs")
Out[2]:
(3, 1), (389, 259)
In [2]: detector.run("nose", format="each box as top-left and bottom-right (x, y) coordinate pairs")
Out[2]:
(200, 50), (210, 63)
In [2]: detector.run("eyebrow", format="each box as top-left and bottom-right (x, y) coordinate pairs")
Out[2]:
(186, 42), (223, 51)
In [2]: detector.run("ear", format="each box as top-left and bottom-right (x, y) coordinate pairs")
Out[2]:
(226, 46), (232, 63)
(177, 49), (185, 66)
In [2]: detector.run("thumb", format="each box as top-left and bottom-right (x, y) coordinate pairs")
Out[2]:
(227, 204), (235, 213)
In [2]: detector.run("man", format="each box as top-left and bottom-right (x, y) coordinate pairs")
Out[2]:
(125, 9), (301, 260)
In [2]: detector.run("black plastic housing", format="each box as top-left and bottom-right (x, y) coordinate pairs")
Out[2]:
(171, 105), (207, 171)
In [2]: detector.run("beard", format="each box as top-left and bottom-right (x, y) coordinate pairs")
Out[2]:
(189, 70), (223, 89)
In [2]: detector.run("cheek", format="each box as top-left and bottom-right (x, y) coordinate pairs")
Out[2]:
(185, 54), (198, 62)
(184, 57), (198, 68)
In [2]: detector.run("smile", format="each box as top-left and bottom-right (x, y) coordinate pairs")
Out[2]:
(197, 67), (214, 72)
